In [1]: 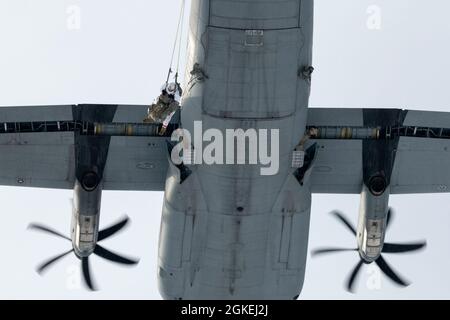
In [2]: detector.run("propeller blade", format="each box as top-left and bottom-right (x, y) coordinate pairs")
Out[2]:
(375, 255), (410, 287)
(82, 257), (96, 291)
(28, 223), (71, 241)
(94, 244), (139, 265)
(37, 249), (73, 274)
(386, 208), (394, 229)
(98, 216), (130, 241)
(312, 248), (357, 257)
(346, 260), (364, 292)
(331, 211), (357, 236)
(383, 241), (426, 254)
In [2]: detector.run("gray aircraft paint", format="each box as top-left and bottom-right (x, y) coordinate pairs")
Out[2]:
(158, 0), (315, 300)
(1, 0), (450, 299)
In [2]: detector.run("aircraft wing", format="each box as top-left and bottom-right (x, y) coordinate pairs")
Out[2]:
(307, 108), (450, 194)
(0, 105), (169, 191)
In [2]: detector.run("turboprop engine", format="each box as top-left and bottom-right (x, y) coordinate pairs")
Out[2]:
(312, 174), (426, 292)
(357, 175), (390, 262)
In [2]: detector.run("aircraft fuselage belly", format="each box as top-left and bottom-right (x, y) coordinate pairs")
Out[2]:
(158, 0), (315, 300)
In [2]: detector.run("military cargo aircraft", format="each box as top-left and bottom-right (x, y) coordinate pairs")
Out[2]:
(1, 0), (447, 299)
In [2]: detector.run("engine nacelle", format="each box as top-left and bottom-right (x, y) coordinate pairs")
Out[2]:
(357, 175), (390, 262)
(71, 172), (102, 258)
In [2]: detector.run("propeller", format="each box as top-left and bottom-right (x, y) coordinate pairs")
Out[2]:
(312, 209), (426, 293)
(28, 215), (139, 291)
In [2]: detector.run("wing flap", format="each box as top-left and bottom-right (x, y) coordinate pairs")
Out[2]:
(308, 108), (450, 194)
(310, 139), (362, 194)
(0, 132), (75, 189)
(391, 137), (450, 194)
(0, 105), (168, 191)
(103, 136), (168, 191)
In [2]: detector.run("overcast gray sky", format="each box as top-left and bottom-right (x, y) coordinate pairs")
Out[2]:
(0, 0), (450, 299)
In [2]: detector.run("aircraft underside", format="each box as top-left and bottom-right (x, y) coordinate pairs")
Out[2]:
(1, 0), (449, 299)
